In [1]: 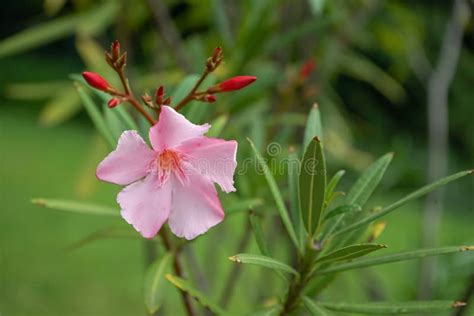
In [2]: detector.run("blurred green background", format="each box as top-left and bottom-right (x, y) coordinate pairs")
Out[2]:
(1, 0), (473, 315)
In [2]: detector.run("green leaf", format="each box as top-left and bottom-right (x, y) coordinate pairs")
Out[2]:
(318, 246), (474, 275)
(250, 212), (271, 256)
(38, 86), (81, 126)
(32, 198), (118, 216)
(334, 170), (473, 236)
(319, 300), (466, 314)
(345, 153), (393, 207)
(323, 205), (361, 221)
(299, 137), (326, 236)
(74, 82), (115, 148)
(211, 0), (233, 46)
(171, 75), (200, 105)
(325, 170), (346, 202)
(302, 297), (332, 316)
(66, 227), (139, 251)
(0, 2), (119, 58)
(248, 138), (301, 252)
(144, 254), (173, 314)
(224, 198), (263, 215)
(207, 114), (229, 138)
(340, 52), (406, 103)
(303, 103), (323, 149)
(315, 244), (387, 264)
(229, 253), (299, 276)
(166, 274), (226, 315)
(288, 150), (305, 247)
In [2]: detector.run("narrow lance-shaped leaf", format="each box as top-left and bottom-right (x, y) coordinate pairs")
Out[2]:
(319, 300), (466, 314)
(345, 152), (393, 207)
(315, 243), (387, 264)
(323, 205), (361, 221)
(225, 198), (263, 215)
(299, 137), (326, 236)
(229, 253), (299, 276)
(248, 138), (301, 253)
(302, 297), (332, 316)
(250, 212), (271, 256)
(74, 82), (115, 148)
(145, 254), (173, 314)
(166, 274), (226, 315)
(0, 2), (119, 58)
(32, 198), (118, 216)
(66, 227), (139, 252)
(207, 114), (229, 138)
(303, 103), (323, 149)
(333, 170), (473, 236)
(325, 169), (345, 203)
(288, 149), (305, 246)
(318, 245), (474, 275)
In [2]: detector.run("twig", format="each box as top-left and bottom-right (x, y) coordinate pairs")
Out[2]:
(419, 0), (470, 299)
(146, 0), (193, 73)
(114, 68), (156, 125)
(219, 217), (253, 307)
(453, 274), (474, 316)
(160, 229), (196, 316)
(174, 69), (210, 111)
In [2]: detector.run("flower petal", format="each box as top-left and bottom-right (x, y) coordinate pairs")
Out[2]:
(117, 173), (172, 239)
(149, 106), (210, 151)
(177, 137), (238, 192)
(96, 130), (155, 185)
(168, 173), (224, 240)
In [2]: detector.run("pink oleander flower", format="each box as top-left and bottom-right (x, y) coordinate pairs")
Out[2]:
(96, 106), (237, 240)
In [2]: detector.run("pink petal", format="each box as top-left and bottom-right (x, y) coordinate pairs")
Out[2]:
(96, 130), (156, 185)
(117, 173), (172, 238)
(168, 173), (224, 240)
(177, 137), (238, 192)
(149, 106), (210, 151)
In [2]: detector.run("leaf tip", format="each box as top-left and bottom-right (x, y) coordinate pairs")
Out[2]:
(460, 246), (474, 251)
(288, 145), (296, 153)
(313, 136), (321, 142)
(312, 102), (319, 109)
(452, 301), (467, 308)
(31, 198), (45, 206)
(228, 255), (241, 263)
(467, 169), (474, 175)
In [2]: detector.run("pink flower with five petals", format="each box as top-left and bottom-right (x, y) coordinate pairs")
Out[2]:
(96, 106), (237, 240)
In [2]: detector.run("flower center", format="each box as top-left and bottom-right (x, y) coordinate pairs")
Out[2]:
(155, 149), (187, 185)
(158, 150), (181, 171)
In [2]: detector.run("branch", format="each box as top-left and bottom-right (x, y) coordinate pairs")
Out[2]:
(146, 0), (193, 73)
(419, 0), (470, 299)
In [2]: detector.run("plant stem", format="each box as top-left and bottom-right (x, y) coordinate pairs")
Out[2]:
(115, 67), (157, 125)
(160, 229), (196, 316)
(280, 249), (316, 315)
(174, 69), (210, 111)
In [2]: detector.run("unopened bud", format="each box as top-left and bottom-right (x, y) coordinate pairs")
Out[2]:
(155, 86), (164, 104)
(163, 96), (172, 105)
(82, 72), (111, 91)
(299, 58), (316, 82)
(204, 94), (216, 102)
(215, 76), (257, 92)
(107, 98), (120, 108)
(111, 40), (121, 60)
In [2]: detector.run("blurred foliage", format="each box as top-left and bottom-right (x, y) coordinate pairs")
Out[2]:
(1, 0), (473, 315)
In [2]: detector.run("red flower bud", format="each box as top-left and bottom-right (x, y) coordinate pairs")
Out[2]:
(82, 72), (110, 91)
(155, 85), (164, 104)
(205, 94), (216, 102)
(112, 40), (121, 59)
(299, 58), (316, 82)
(218, 76), (256, 92)
(163, 96), (172, 105)
(107, 98), (120, 108)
